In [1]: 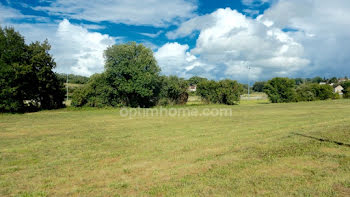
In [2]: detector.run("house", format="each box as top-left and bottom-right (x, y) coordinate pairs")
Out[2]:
(188, 85), (197, 92)
(334, 85), (344, 95)
(338, 78), (348, 83)
(319, 82), (327, 85)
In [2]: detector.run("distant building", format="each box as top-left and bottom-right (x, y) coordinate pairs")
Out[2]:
(319, 82), (327, 85)
(334, 85), (344, 95)
(188, 85), (197, 92)
(338, 78), (348, 83)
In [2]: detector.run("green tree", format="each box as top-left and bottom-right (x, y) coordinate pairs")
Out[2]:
(252, 81), (266, 92)
(341, 81), (350, 98)
(197, 79), (243, 105)
(0, 27), (64, 112)
(315, 84), (334, 100)
(28, 40), (65, 109)
(0, 27), (29, 112)
(217, 79), (243, 105)
(311, 76), (323, 84)
(264, 77), (297, 103)
(197, 80), (219, 104)
(188, 76), (207, 85)
(71, 73), (117, 107)
(328, 77), (338, 84)
(160, 76), (189, 105)
(104, 42), (162, 107)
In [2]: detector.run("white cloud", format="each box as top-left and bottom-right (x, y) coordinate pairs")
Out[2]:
(242, 0), (275, 7)
(139, 30), (163, 38)
(0, 4), (22, 23)
(34, 0), (197, 27)
(54, 19), (115, 76)
(1, 13), (116, 76)
(166, 8), (309, 81)
(260, 0), (350, 77)
(154, 42), (213, 78)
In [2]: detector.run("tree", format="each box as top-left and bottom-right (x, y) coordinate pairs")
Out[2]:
(294, 78), (304, 85)
(197, 79), (243, 105)
(311, 76), (323, 84)
(264, 77), (297, 103)
(0, 27), (64, 112)
(316, 84), (334, 100)
(328, 77), (338, 84)
(188, 76), (207, 85)
(197, 80), (219, 104)
(217, 79), (243, 105)
(104, 42), (162, 107)
(342, 81), (350, 98)
(296, 83), (334, 101)
(56, 73), (89, 84)
(252, 81), (266, 92)
(0, 27), (28, 112)
(28, 40), (65, 109)
(296, 84), (316, 101)
(160, 76), (189, 105)
(71, 73), (117, 107)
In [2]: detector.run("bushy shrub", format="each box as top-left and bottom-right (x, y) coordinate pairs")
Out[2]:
(197, 80), (220, 104)
(197, 79), (243, 105)
(159, 76), (189, 105)
(342, 81), (350, 98)
(71, 73), (118, 107)
(264, 77), (297, 103)
(296, 84), (334, 101)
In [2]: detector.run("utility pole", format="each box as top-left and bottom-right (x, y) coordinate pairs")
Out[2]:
(66, 73), (69, 102)
(248, 65), (251, 98)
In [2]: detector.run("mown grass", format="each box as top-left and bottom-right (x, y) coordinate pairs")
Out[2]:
(0, 100), (350, 196)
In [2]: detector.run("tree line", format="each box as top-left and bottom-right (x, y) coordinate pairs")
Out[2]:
(70, 42), (245, 107)
(1, 26), (348, 112)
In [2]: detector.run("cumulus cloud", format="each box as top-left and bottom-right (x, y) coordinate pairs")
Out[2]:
(54, 19), (115, 76)
(34, 0), (197, 27)
(1, 13), (116, 76)
(165, 8), (309, 81)
(154, 42), (214, 78)
(260, 0), (350, 77)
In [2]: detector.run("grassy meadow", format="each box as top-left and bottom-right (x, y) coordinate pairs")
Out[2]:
(1, 99), (350, 196)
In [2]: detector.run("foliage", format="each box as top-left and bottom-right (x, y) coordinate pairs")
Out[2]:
(0, 27), (64, 112)
(160, 76), (189, 105)
(311, 76), (324, 84)
(197, 80), (220, 104)
(104, 42), (162, 107)
(296, 84), (334, 101)
(56, 73), (90, 84)
(342, 81), (350, 98)
(197, 79), (243, 105)
(263, 77), (297, 103)
(73, 42), (162, 108)
(252, 81), (266, 92)
(217, 80), (243, 105)
(71, 73), (118, 107)
(188, 76), (207, 85)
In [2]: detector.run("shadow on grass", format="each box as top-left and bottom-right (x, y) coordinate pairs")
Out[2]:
(292, 132), (350, 147)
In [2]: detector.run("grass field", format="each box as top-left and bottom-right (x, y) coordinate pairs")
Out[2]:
(1, 100), (350, 196)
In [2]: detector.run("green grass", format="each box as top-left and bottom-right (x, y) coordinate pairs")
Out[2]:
(1, 100), (350, 196)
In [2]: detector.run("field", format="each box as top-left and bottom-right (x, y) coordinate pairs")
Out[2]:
(1, 99), (350, 196)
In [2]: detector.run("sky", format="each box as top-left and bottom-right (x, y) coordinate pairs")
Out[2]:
(1, 0), (350, 82)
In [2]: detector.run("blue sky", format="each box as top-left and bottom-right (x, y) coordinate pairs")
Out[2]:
(1, 0), (350, 82)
